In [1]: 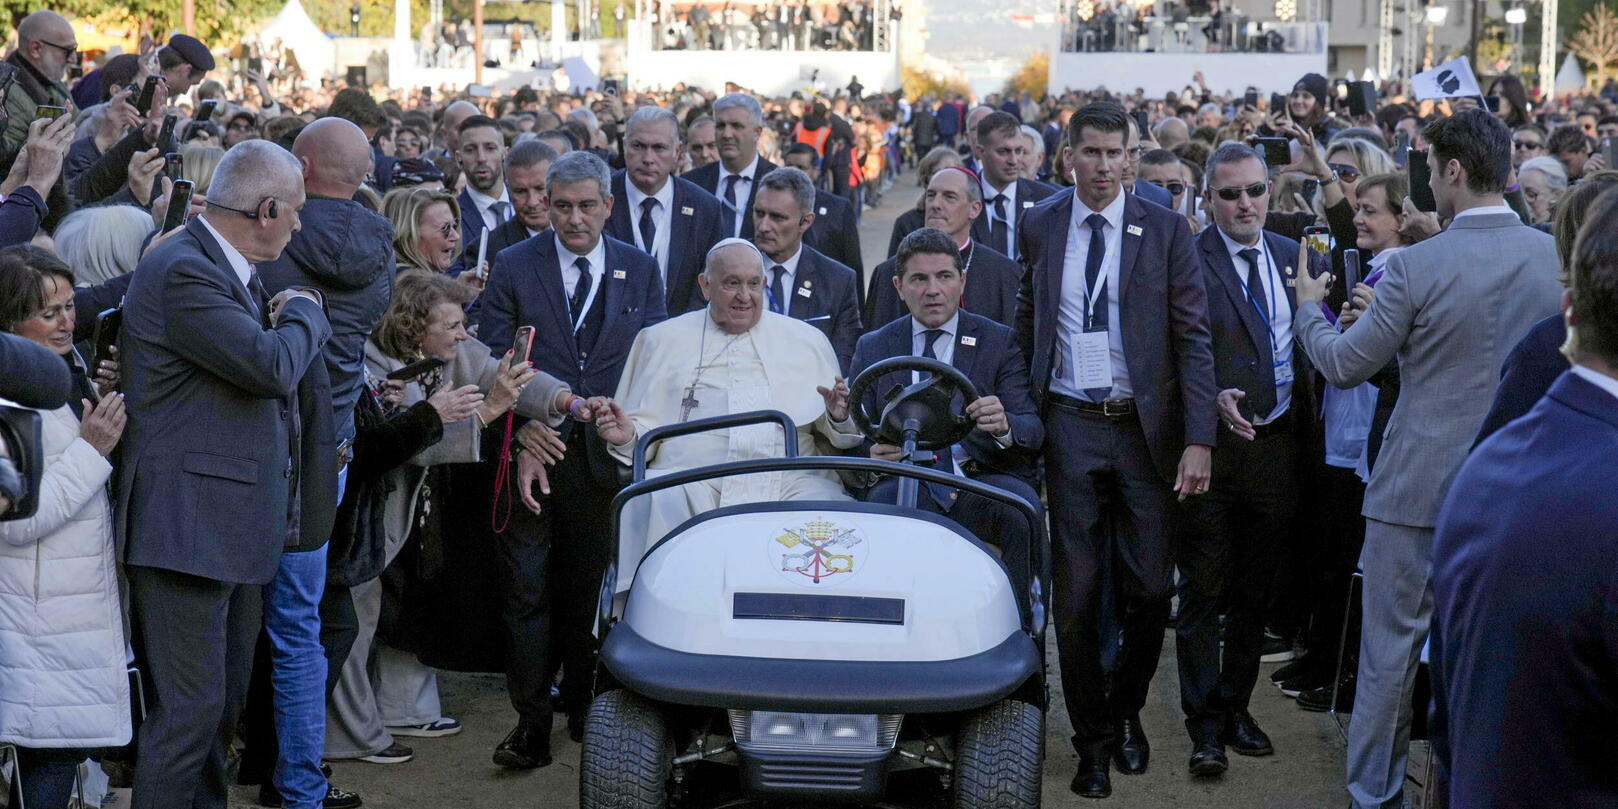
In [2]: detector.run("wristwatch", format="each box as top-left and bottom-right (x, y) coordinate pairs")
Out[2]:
(1318, 169), (1340, 185)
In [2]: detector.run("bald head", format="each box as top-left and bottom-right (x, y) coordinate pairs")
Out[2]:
(293, 117), (373, 196)
(17, 11), (75, 82)
(440, 101), (479, 152)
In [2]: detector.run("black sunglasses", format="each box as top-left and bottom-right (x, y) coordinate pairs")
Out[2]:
(1211, 183), (1268, 201)
(1148, 179), (1187, 196)
(1512, 139), (1543, 150)
(37, 40), (76, 57)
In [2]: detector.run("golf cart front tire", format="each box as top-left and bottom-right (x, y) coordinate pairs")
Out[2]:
(951, 699), (1044, 809)
(581, 689), (673, 809)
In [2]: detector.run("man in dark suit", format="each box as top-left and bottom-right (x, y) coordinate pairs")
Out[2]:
(454, 115), (512, 268)
(971, 111), (1059, 261)
(478, 150), (667, 769)
(781, 142), (865, 278)
(751, 166), (862, 372)
(682, 92), (777, 240)
(1176, 143), (1323, 778)
(1015, 102), (1216, 798)
(1429, 205), (1618, 808)
(117, 141), (331, 809)
(936, 96), (962, 148)
(866, 166), (1022, 329)
(485, 140), (558, 262)
(604, 106), (723, 315)
(851, 228), (1044, 600)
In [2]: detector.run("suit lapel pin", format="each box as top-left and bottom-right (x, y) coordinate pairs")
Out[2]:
(612, 269), (627, 279)
(797, 285), (813, 298)
(680, 206), (694, 216)
(802, 280), (813, 288)
(818, 206), (828, 215)
(1022, 200), (1034, 209)
(1126, 224), (1144, 236)
(1285, 265), (1295, 277)
(961, 335), (978, 346)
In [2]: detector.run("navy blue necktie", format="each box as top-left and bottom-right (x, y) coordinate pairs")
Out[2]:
(638, 197), (658, 255)
(569, 257), (592, 328)
(769, 265), (787, 314)
(722, 174), (743, 236)
(990, 194), (1010, 257)
(1239, 248), (1269, 321)
(919, 327), (943, 379)
(1083, 213), (1111, 401)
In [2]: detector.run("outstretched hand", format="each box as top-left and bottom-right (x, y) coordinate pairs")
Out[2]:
(816, 376), (851, 422)
(587, 396), (633, 446)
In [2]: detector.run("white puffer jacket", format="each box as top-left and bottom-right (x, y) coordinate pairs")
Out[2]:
(0, 399), (132, 748)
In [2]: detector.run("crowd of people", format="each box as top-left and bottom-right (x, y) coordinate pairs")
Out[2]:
(650, 0), (884, 51)
(1064, 0), (1299, 54)
(0, 7), (1615, 809)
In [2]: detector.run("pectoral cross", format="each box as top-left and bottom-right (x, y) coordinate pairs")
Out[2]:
(680, 386), (700, 422)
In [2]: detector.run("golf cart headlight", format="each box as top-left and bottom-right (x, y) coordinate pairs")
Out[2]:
(728, 710), (900, 751)
(823, 714), (878, 746)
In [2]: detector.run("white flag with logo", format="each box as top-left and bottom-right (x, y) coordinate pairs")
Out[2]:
(1411, 56), (1483, 101)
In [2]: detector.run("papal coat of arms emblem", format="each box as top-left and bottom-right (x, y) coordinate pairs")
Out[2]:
(773, 519), (864, 585)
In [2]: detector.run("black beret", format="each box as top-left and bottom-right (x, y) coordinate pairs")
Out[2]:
(167, 34), (215, 72)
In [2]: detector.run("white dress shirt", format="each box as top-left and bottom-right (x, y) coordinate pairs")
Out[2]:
(1449, 203), (1516, 222)
(1218, 228), (1294, 423)
(556, 234), (608, 329)
(1571, 365), (1618, 404)
(465, 184), (512, 231)
(718, 155), (761, 238)
(910, 312), (1013, 469)
(1051, 190), (1130, 401)
(764, 244), (804, 313)
(981, 175), (1019, 258)
(625, 176), (675, 280)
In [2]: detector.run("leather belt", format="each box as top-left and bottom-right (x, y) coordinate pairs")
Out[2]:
(1250, 410), (1295, 439)
(1048, 392), (1137, 418)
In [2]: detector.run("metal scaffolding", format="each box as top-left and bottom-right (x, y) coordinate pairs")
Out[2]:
(1539, 0), (1557, 97)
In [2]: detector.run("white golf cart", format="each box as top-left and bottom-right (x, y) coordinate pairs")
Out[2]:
(580, 356), (1048, 808)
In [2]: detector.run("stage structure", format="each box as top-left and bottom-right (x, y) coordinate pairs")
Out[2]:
(626, 0), (899, 96)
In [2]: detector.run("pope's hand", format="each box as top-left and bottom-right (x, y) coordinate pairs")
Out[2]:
(588, 396), (634, 446)
(516, 450), (550, 515)
(817, 376), (851, 421)
(870, 443), (903, 461)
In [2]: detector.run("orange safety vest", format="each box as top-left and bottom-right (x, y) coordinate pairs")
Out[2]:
(794, 122), (831, 157)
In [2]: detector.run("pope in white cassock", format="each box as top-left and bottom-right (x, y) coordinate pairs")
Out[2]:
(588, 239), (864, 590)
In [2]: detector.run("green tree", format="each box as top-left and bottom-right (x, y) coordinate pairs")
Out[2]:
(2, 0), (282, 44)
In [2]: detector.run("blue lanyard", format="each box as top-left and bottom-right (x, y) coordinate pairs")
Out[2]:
(1241, 245), (1280, 353)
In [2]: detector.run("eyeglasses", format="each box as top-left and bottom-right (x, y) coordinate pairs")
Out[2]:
(1210, 183), (1268, 201)
(435, 221), (457, 238)
(1513, 139), (1544, 151)
(1148, 179), (1187, 196)
(1129, 145), (1148, 158)
(36, 40), (77, 57)
(1328, 163), (1360, 183)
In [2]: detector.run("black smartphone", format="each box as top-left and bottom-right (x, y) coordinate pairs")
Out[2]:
(385, 355), (447, 382)
(1270, 92), (1288, 114)
(1483, 95), (1501, 114)
(162, 179), (194, 232)
(157, 113), (178, 151)
(92, 307), (122, 371)
(1257, 136), (1290, 167)
(1243, 90), (1259, 109)
(136, 74), (159, 114)
(1299, 178), (1319, 206)
(196, 99), (217, 122)
(33, 105), (65, 122)
(1347, 81), (1377, 117)
(1407, 149), (1438, 212)
(1342, 248), (1362, 293)
(1304, 224), (1331, 255)
(164, 152), (183, 182)
(1604, 137), (1618, 171)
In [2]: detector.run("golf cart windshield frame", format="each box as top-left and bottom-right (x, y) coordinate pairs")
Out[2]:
(610, 410), (1047, 634)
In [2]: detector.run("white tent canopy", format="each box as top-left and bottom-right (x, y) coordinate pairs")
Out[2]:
(1554, 52), (1585, 95)
(256, 0), (337, 85)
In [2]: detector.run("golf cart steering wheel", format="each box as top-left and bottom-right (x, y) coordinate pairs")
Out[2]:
(848, 356), (980, 452)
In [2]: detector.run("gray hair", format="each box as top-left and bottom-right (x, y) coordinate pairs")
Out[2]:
(713, 93), (763, 127)
(1520, 155), (1570, 191)
(208, 140), (304, 210)
(1204, 142), (1267, 181)
(546, 150), (611, 197)
(625, 105), (682, 143)
(757, 166), (815, 217)
(567, 106), (600, 131)
(54, 205), (152, 287)
(1020, 124), (1045, 159)
(930, 166), (983, 203)
(703, 237), (765, 278)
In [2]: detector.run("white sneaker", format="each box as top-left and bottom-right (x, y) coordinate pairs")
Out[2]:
(386, 718), (463, 738)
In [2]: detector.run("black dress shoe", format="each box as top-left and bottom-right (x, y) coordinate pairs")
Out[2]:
(493, 723), (553, 769)
(1297, 673), (1356, 713)
(1069, 755), (1112, 799)
(1223, 712), (1274, 757)
(1113, 716), (1149, 774)
(1188, 734), (1228, 777)
(567, 707), (587, 743)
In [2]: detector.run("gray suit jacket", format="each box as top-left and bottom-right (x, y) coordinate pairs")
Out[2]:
(1293, 211), (1560, 527)
(117, 218), (332, 584)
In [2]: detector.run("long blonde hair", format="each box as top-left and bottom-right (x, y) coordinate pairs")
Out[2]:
(382, 186), (460, 271)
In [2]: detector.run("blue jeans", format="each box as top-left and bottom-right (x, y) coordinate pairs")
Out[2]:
(264, 546), (329, 809)
(10, 746), (84, 809)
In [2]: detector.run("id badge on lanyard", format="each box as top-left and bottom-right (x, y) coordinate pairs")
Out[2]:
(1070, 250), (1113, 390)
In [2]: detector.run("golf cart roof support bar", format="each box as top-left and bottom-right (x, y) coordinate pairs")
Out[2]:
(632, 409), (799, 483)
(610, 455), (1047, 630)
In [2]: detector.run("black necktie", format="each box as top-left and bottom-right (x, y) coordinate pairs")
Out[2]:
(638, 197), (658, 255)
(919, 327), (943, 378)
(722, 174), (744, 236)
(490, 200), (510, 224)
(1239, 247), (1269, 321)
(569, 257), (592, 328)
(769, 265), (787, 314)
(1083, 213), (1108, 329)
(990, 194), (1010, 257)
